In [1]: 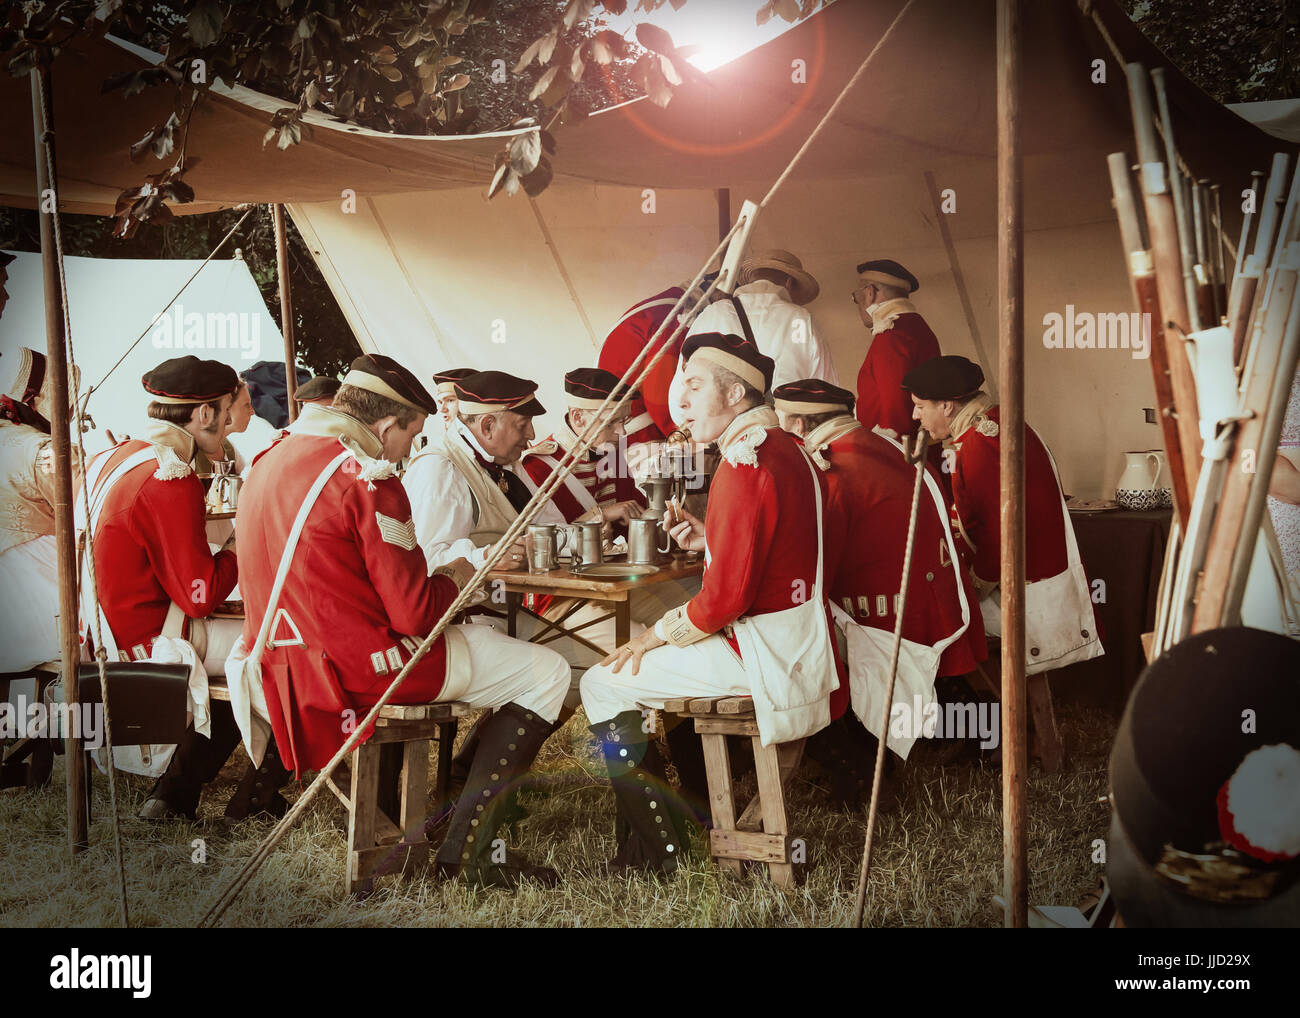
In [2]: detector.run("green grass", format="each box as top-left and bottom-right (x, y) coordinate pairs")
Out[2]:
(0, 704), (1114, 927)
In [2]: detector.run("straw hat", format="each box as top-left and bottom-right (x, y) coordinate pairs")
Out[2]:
(1, 346), (79, 424)
(739, 249), (820, 306)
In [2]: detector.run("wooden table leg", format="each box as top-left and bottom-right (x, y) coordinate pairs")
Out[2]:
(1028, 673), (1065, 773)
(507, 592), (519, 639)
(615, 600), (630, 647)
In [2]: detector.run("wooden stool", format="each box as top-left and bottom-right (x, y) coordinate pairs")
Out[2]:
(660, 697), (805, 887)
(972, 652), (1065, 773)
(209, 682), (467, 894)
(0, 665), (60, 790)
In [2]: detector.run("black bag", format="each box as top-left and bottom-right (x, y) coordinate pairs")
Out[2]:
(75, 662), (191, 745)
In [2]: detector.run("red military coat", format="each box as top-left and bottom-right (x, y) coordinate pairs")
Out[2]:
(597, 286), (686, 445)
(950, 405), (1072, 586)
(519, 419), (644, 523)
(89, 435), (237, 656)
(682, 415), (849, 717)
(820, 423), (986, 677)
(236, 421), (460, 775)
(855, 310), (941, 438)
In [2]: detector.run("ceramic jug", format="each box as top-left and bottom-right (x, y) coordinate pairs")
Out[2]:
(1116, 450), (1162, 510)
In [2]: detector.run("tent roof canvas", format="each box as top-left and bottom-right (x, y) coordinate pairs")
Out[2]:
(0, 0), (1285, 215)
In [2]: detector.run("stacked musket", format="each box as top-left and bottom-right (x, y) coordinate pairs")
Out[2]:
(1109, 62), (1300, 654)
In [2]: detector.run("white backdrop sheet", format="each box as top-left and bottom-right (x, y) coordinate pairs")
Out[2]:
(0, 253), (285, 459)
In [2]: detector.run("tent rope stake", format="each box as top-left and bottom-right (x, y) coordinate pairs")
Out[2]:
(196, 0), (919, 928)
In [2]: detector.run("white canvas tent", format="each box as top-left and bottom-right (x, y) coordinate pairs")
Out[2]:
(0, 253), (285, 459)
(0, 0), (1291, 496)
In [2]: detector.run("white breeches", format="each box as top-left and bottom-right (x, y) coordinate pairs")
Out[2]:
(579, 632), (752, 725)
(441, 620), (570, 723)
(201, 616), (243, 677)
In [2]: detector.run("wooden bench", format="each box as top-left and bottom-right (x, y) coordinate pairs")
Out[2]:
(208, 680), (468, 894)
(660, 696), (805, 887)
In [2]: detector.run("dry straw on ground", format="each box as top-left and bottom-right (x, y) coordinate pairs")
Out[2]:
(0, 704), (1113, 927)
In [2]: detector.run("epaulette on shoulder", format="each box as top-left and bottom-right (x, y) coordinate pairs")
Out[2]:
(340, 438), (395, 489)
(152, 445), (193, 481)
(975, 416), (1000, 437)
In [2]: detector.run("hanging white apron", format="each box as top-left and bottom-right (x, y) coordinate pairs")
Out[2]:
(74, 447), (211, 778)
(830, 431), (972, 759)
(979, 447), (1104, 675)
(223, 449), (351, 766)
(731, 447), (839, 747)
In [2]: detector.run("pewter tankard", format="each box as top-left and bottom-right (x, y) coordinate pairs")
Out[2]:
(627, 516), (672, 565)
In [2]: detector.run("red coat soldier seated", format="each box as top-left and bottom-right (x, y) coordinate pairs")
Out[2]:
(774, 379), (987, 804)
(902, 355), (1104, 674)
(236, 355), (568, 888)
(77, 356), (283, 821)
(580, 332), (843, 875)
(517, 367), (690, 675)
(518, 367), (643, 526)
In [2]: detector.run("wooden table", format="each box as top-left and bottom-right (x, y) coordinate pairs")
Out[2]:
(1058, 507), (1174, 713)
(486, 556), (704, 657)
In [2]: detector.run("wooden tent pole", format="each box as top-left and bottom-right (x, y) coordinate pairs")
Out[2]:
(924, 169), (997, 400)
(716, 187), (731, 243)
(31, 64), (87, 853)
(996, 0), (1027, 930)
(272, 204), (299, 421)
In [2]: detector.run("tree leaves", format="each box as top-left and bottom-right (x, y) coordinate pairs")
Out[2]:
(187, 0), (223, 48)
(772, 0), (802, 22)
(634, 21), (677, 56)
(588, 29), (626, 64)
(529, 63), (562, 101)
(112, 165), (194, 239)
(509, 129), (542, 175)
(520, 155), (553, 197)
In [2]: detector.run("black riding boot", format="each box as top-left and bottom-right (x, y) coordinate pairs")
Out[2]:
(142, 699), (243, 820)
(433, 703), (559, 888)
(805, 713), (898, 813)
(591, 711), (698, 876)
(664, 716), (712, 827)
(223, 740), (292, 821)
(447, 714), (484, 792)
